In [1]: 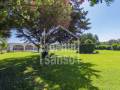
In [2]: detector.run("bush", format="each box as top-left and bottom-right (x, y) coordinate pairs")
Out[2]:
(94, 51), (99, 54)
(96, 44), (120, 50)
(112, 44), (120, 50)
(79, 39), (95, 54)
(112, 44), (118, 50)
(79, 44), (95, 54)
(96, 45), (112, 50)
(84, 39), (93, 44)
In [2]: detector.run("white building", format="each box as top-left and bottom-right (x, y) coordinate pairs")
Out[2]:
(8, 43), (38, 52)
(7, 25), (80, 52)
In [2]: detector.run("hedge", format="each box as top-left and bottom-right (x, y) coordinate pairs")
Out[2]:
(96, 45), (112, 50)
(79, 43), (95, 54)
(112, 44), (120, 50)
(96, 44), (120, 50)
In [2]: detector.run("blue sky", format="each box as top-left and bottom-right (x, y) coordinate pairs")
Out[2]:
(8, 0), (120, 43)
(82, 0), (120, 41)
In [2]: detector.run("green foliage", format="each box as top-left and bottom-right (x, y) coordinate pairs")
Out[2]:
(96, 43), (120, 50)
(84, 39), (93, 44)
(80, 39), (95, 54)
(0, 0), (114, 39)
(4, 0), (72, 46)
(80, 33), (99, 44)
(0, 38), (8, 54)
(112, 44), (120, 50)
(99, 39), (120, 50)
(0, 0), (72, 41)
(89, 0), (114, 6)
(69, 8), (91, 35)
(0, 0), (91, 51)
(108, 39), (120, 45)
(96, 45), (112, 50)
(112, 44), (118, 50)
(78, 33), (98, 54)
(0, 10), (11, 38)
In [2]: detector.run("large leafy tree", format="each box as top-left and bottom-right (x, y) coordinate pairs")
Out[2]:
(0, 1), (89, 43)
(0, 0), (114, 38)
(10, 0), (72, 50)
(0, 0), (74, 60)
(0, 0), (114, 57)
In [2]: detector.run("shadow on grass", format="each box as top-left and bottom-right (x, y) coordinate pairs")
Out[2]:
(0, 55), (100, 90)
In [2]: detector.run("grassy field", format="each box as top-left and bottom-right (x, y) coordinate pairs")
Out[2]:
(81, 50), (120, 90)
(54, 50), (120, 90)
(0, 50), (120, 90)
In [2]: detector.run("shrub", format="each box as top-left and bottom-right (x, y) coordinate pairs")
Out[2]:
(94, 51), (99, 54)
(84, 39), (93, 44)
(96, 45), (112, 50)
(118, 45), (120, 50)
(80, 44), (95, 54)
(79, 39), (95, 54)
(112, 44), (120, 50)
(112, 44), (118, 50)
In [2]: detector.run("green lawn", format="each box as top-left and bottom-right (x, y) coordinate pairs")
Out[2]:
(81, 50), (120, 90)
(0, 50), (120, 90)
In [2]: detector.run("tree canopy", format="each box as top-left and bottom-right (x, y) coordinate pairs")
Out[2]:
(80, 33), (99, 44)
(0, 0), (114, 39)
(0, 0), (90, 45)
(0, 37), (7, 54)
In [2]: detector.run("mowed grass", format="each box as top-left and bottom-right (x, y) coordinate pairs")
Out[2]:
(54, 50), (120, 90)
(0, 50), (120, 90)
(81, 50), (120, 90)
(0, 52), (38, 60)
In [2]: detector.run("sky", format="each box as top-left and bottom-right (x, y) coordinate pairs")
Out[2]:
(8, 0), (120, 43)
(82, 0), (120, 41)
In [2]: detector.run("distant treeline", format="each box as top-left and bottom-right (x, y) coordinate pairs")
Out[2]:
(77, 33), (120, 54)
(97, 39), (120, 50)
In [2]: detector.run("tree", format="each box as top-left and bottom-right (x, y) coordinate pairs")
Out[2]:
(1, 1), (89, 45)
(13, 0), (71, 50)
(0, 9), (11, 38)
(94, 34), (99, 44)
(100, 39), (120, 45)
(86, 0), (114, 6)
(69, 7), (91, 35)
(0, 0), (114, 59)
(108, 39), (118, 45)
(80, 33), (99, 44)
(0, 0), (114, 38)
(0, 37), (8, 54)
(0, 0), (74, 61)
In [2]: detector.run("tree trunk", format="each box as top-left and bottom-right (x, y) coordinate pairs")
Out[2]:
(37, 46), (40, 53)
(41, 44), (49, 65)
(41, 50), (48, 59)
